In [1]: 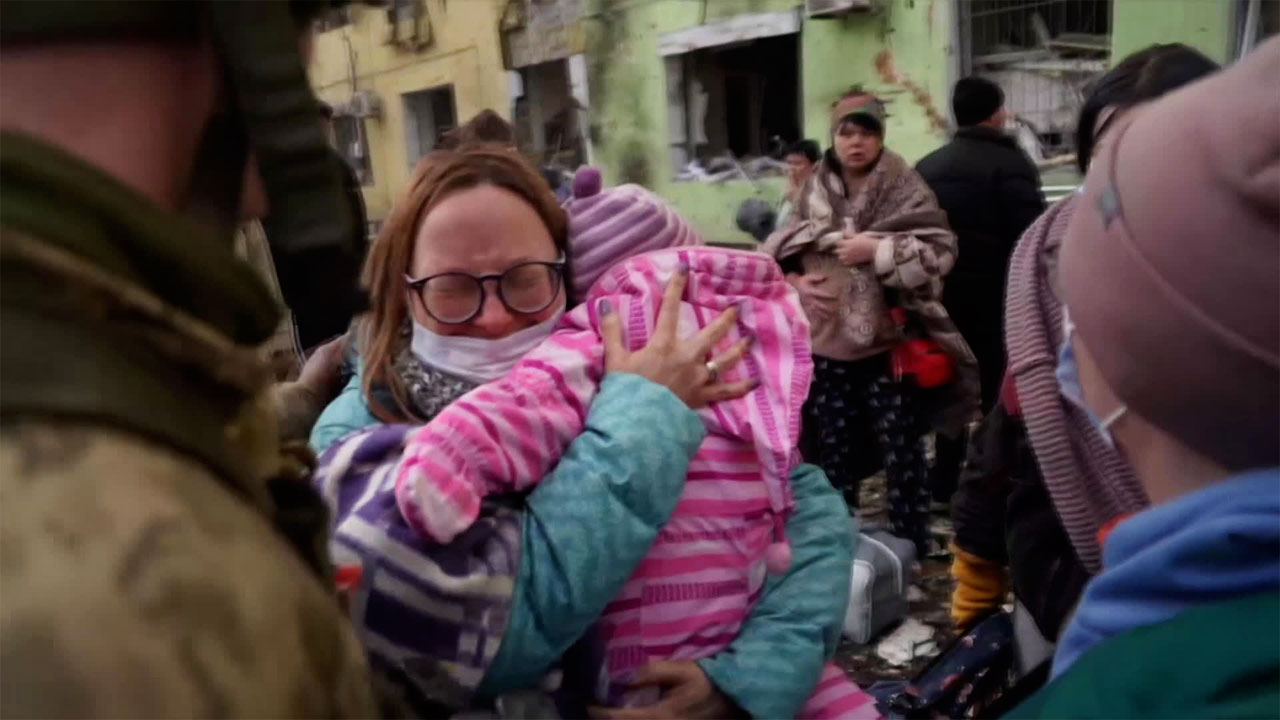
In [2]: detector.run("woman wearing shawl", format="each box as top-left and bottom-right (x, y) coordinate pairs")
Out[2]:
(764, 88), (978, 553)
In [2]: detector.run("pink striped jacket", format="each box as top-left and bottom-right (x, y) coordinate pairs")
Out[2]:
(395, 247), (817, 693)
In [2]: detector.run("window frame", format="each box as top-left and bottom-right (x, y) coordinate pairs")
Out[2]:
(402, 84), (458, 167)
(658, 11), (803, 181)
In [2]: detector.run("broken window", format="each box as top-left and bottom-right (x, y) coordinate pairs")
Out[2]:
(403, 85), (457, 167)
(387, 0), (432, 49)
(959, 0), (1111, 162)
(661, 13), (801, 181)
(391, 0), (417, 23)
(332, 116), (373, 186)
(510, 54), (592, 170)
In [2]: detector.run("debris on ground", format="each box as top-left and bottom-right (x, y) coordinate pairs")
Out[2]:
(874, 618), (939, 667)
(835, 472), (956, 687)
(674, 154), (786, 183)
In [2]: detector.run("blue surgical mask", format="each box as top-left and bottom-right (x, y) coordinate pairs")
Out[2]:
(1056, 311), (1126, 446)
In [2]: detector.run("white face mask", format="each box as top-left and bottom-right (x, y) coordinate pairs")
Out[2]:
(1055, 310), (1127, 447)
(410, 309), (564, 385)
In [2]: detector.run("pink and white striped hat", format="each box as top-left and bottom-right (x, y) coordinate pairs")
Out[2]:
(565, 167), (701, 299)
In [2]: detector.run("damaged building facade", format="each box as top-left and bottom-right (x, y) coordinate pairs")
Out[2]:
(581, 0), (1271, 243)
(308, 0), (512, 226)
(581, 0), (958, 244)
(311, 0), (1273, 242)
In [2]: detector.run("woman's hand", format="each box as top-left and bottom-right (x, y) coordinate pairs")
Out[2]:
(588, 661), (745, 720)
(835, 232), (880, 266)
(786, 273), (840, 323)
(297, 333), (349, 402)
(601, 265), (756, 409)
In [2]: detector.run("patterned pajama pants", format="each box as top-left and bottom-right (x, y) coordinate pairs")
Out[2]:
(803, 353), (931, 552)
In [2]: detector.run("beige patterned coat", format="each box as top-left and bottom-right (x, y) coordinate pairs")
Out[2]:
(763, 149), (981, 434)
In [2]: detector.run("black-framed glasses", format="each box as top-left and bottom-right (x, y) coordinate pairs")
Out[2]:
(405, 260), (565, 325)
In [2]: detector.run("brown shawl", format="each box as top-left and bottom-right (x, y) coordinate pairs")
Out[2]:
(763, 149), (980, 434)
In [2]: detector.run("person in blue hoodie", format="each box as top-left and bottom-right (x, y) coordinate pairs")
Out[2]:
(1012, 38), (1280, 718)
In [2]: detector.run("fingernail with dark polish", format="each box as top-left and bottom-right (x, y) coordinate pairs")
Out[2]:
(743, 331), (756, 346)
(600, 299), (614, 316)
(677, 262), (690, 276)
(749, 378), (762, 389)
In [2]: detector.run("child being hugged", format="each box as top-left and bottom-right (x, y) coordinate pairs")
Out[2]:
(396, 169), (872, 717)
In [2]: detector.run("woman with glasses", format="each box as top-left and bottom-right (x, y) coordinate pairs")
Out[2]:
(308, 142), (867, 719)
(307, 143), (747, 715)
(310, 146), (573, 449)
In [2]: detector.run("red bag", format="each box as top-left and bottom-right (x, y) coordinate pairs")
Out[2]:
(888, 308), (955, 389)
(335, 564), (364, 615)
(334, 564), (364, 592)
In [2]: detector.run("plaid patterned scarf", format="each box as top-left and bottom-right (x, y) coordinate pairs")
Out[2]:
(314, 423), (522, 715)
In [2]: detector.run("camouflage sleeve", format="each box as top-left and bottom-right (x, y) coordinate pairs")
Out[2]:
(0, 421), (376, 717)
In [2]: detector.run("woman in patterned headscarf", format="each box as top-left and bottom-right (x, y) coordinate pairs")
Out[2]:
(764, 87), (978, 553)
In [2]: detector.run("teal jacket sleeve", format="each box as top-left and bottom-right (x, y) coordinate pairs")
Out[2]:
(309, 370), (381, 455)
(697, 464), (856, 719)
(478, 372), (706, 696)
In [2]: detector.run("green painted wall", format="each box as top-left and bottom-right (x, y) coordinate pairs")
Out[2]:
(582, 0), (1238, 244)
(802, 0), (954, 161)
(1110, 0), (1235, 65)
(584, 0), (952, 245)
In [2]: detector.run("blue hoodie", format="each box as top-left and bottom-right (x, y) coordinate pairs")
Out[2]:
(1053, 468), (1280, 677)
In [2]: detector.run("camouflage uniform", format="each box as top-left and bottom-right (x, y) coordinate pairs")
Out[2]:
(0, 2), (375, 716)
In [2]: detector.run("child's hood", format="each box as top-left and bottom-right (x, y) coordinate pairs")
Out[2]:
(571, 246), (814, 514)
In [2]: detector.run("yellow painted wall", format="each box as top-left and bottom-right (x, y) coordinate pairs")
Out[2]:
(310, 0), (509, 221)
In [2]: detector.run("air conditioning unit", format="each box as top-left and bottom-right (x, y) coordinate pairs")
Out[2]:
(348, 90), (384, 119)
(806, 0), (874, 18)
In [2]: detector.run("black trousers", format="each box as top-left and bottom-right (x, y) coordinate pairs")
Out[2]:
(932, 311), (1005, 505)
(803, 353), (932, 551)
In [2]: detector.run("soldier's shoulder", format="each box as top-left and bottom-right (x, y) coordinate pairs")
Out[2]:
(0, 420), (375, 717)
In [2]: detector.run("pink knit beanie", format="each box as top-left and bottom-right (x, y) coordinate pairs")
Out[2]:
(565, 167), (701, 298)
(1061, 38), (1280, 470)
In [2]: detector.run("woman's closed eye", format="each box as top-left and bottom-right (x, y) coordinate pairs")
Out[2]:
(426, 276), (475, 297)
(504, 265), (546, 290)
